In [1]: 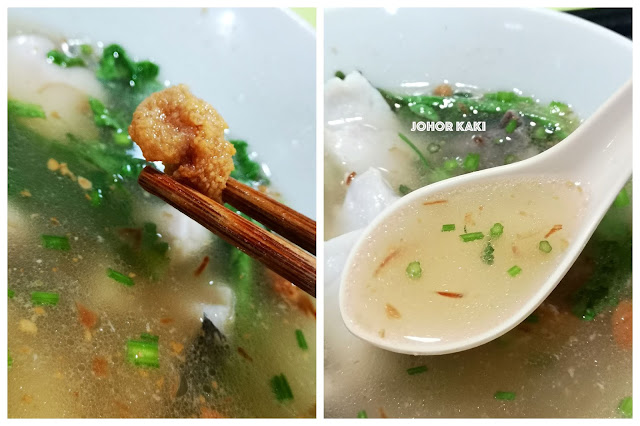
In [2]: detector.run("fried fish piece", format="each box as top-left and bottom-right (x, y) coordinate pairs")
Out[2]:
(129, 84), (235, 202)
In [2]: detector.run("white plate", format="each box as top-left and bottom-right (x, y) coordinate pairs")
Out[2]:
(9, 7), (316, 218)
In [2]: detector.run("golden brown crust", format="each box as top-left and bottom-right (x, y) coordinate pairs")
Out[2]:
(129, 84), (235, 202)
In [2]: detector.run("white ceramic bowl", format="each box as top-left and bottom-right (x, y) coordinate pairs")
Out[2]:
(325, 7), (631, 119)
(9, 7), (316, 218)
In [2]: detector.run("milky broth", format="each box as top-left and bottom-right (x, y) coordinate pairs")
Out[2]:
(343, 178), (587, 348)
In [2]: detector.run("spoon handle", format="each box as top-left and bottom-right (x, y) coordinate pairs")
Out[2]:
(523, 80), (632, 204)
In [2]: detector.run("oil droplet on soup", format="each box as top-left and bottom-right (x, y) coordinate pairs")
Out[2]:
(343, 178), (587, 347)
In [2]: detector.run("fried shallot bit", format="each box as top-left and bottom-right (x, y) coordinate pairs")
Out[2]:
(423, 199), (447, 206)
(270, 271), (316, 317)
(436, 291), (463, 298)
(544, 224), (563, 238)
(129, 84), (235, 202)
(432, 83), (453, 97)
(375, 248), (401, 276)
(385, 303), (401, 319)
(345, 171), (357, 186)
(76, 302), (98, 329)
(92, 356), (109, 377)
(612, 300), (632, 349)
(194, 255), (210, 277)
(237, 346), (253, 362)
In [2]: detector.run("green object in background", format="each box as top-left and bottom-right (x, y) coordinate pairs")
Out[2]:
(291, 8), (316, 28)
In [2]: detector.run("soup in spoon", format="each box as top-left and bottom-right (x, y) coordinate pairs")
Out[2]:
(341, 177), (588, 350)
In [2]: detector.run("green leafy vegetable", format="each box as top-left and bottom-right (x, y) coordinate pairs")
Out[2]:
(618, 396), (632, 418)
(41, 235), (70, 251)
(460, 232), (484, 242)
(481, 242), (495, 265)
(539, 240), (552, 253)
(118, 223), (170, 281)
(107, 268), (134, 287)
(504, 154), (518, 165)
(398, 132), (430, 170)
(407, 365), (428, 375)
(335, 70), (346, 79)
(8, 99), (46, 119)
(507, 265), (522, 277)
(8, 351), (12, 368)
(8, 289), (15, 299)
(97, 44), (159, 89)
(613, 188), (630, 207)
(443, 158), (458, 171)
(357, 410), (368, 418)
(524, 314), (539, 323)
(31, 291), (59, 306)
(126, 337), (159, 368)
(504, 119), (518, 134)
(571, 233), (632, 320)
(88, 97), (132, 146)
(46, 49), (86, 67)
(229, 140), (270, 185)
(398, 184), (412, 195)
(295, 329), (308, 350)
(494, 391), (516, 401)
(441, 224), (455, 232)
(270, 373), (294, 402)
(405, 261), (422, 279)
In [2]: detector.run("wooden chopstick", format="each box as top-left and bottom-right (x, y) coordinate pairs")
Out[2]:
(138, 166), (316, 297)
(222, 178), (316, 254)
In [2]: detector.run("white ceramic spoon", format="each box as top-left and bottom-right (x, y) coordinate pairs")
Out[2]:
(339, 80), (632, 355)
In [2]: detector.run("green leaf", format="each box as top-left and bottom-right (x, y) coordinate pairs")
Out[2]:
(229, 140), (270, 185)
(46, 49), (86, 68)
(8, 99), (46, 119)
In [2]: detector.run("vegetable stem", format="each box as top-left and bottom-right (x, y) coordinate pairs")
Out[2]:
(398, 132), (430, 170)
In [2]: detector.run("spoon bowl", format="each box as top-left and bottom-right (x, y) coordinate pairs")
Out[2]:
(339, 80), (632, 355)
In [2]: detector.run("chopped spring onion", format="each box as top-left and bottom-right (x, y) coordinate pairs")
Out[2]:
(357, 410), (368, 418)
(41, 235), (70, 251)
(618, 396), (632, 418)
(398, 184), (412, 195)
(407, 365), (428, 375)
(539, 240), (552, 253)
(463, 153), (480, 172)
(334, 70), (346, 80)
(613, 188), (630, 207)
(443, 158), (458, 171)
(8, 350), (12, 367)
(270, 373), (294, 402)
(8, 289), (15, 299)
(31, 291), (59, 306)
(490, 223), (504, 238)
(140, 333), (159, 342)
(126, 338), (159, 368)
(505, 119), (518, 134)
(441, 224), (456, 232)
(398, 132), (430, 170)
(295, 329), (308, 350)
(494, 391), (516, 401)
(481, 242), (495, 265)
(405, 261), (422, 279)
(107, 268), (134, 286)
(507, 265), (522, 277)
(460, 232), (484, 242)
